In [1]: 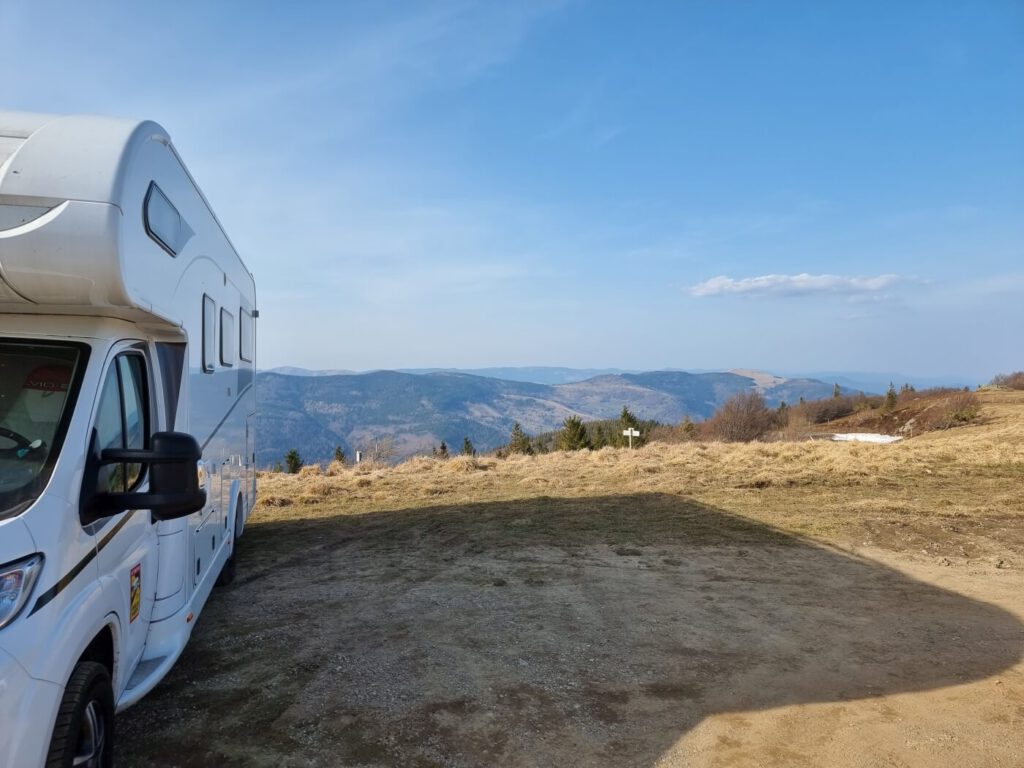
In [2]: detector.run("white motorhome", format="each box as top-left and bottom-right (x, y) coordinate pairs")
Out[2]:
(0, 112), (257, 767)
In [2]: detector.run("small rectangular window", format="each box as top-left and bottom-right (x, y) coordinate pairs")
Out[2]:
(239, 308), (254, 363)
(144, 183), (188, 255)
(220, 308), (235, 367)
(202, 295), (216, 373)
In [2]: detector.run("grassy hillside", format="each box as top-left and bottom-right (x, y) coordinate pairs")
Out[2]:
(257, 389), (1024, 556)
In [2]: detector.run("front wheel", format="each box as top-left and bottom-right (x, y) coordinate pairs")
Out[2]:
(46, 661), (115, 768)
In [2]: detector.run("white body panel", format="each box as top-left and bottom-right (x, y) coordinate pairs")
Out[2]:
(0, 112), (256, 767)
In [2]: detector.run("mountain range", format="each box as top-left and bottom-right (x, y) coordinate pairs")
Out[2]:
(255, 368), (842, 466)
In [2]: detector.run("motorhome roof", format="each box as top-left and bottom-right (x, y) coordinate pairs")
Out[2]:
(0, 112), (167, 204)
(0, 111), (246, 274)
(0, 111), (254, 324)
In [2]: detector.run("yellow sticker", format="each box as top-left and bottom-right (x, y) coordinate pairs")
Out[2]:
(129, 564), (141, 623)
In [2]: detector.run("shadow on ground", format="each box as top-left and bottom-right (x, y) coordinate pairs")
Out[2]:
(118, 494), (1023, 767)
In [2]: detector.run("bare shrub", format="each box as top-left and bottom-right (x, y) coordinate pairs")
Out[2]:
(649, 418), (698, 444)
(701, 392), (779, 442)
(778, 409), (811, 441)
(991, 371), (1024, 390)
(853, 393), (879, 412)
(916, 392), (981, 431)
(367, 436), (396, 463)
(916, 387), (965, 398)
(797, 395), (860, 424)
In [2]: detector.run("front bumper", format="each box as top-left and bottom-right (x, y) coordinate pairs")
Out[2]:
(0, 647), (61, 768)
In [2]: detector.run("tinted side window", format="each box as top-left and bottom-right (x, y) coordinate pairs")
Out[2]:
(119, 355), (148, 489)
(94, 367), (124, 494)
(239, 309), (254, 363)
(202, 295), (216, 373)
(144, 183), (184, 256)
(220, 309), (235, 367)
(94, 354), (149, 494)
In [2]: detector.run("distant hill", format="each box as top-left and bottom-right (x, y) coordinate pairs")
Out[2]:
(397, 367), (635, 385)
(256, 369), (838, 466)
(268, 366), (634, 385)
(266, 366), (973, 393)
(265, 366), (357, 377)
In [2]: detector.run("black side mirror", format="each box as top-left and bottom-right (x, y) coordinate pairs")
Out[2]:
(81, 430), (206, 524)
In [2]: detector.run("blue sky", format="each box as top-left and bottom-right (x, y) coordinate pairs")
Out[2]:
(3, 1), (1021, 381)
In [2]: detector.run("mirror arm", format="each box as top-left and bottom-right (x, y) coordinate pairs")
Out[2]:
(99, 448), (200, 464)
(93, 490), (207, 513)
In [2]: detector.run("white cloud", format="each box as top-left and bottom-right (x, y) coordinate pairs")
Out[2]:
(689, 273), (907, 298)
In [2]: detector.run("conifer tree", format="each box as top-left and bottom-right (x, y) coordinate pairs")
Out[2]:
(462, 437), (476, 456)
(681, 415), (697, 439)
(620, 405), (639, 427)
(333, 445), (346, 464)
(832, 383), (841, 399)
(618, 405), (644, 448)
(284, 449), (302, 474)
(557, 415), (591, 451)
(884, 382), (898, 411)
(273, 461), (283, 473)
(436, 441), (449, 459)
(508, 422), (533, 455)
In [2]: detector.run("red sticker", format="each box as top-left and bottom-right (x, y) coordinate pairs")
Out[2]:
(22, 365), (70, 392)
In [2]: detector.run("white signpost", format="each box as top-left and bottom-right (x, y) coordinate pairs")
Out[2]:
(623, 427), (641, 448)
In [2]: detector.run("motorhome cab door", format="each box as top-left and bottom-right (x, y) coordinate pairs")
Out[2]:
(88, 343), (158, 678)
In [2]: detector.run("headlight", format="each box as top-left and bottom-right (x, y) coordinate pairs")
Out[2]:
(0, 555), (43, 630)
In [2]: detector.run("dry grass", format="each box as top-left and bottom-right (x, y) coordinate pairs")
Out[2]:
(254, 390), (1024, 554)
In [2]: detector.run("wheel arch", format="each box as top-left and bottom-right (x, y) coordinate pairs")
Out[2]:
(77, 622), (116, 677)
(229, 479), (245, 539)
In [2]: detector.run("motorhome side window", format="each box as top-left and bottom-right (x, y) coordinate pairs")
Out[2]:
(220, 309), (235, 367)
(202, 295), (216, 373)
(239, 308), (254, 363)
(144, 182), (188, 255)
(94, 354), (149, 494)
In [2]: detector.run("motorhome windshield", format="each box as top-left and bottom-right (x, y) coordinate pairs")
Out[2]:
(0, 340), (89, 519)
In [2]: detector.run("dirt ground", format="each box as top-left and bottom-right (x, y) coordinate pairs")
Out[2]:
(117, 497), (1023, 767)
(117, 392), (1024, 767)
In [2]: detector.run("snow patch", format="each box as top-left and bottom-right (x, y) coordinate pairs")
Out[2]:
(831, 433), (902, 444)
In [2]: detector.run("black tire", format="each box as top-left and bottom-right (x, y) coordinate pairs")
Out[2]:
(216, 495), (244, 587)
(216, 548), (237, 586)
(46, 661), (115, 768)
